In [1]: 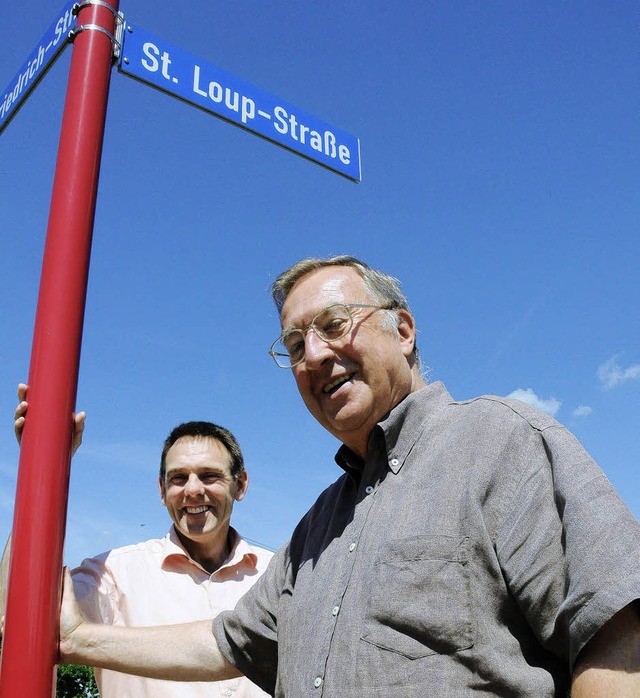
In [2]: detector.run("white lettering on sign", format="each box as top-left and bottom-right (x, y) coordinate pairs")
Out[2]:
(273, 106), (351, 164)
(192, 65), (255, 123)
(190, 66), (351, 164)
(141, 42), (177, 82)
(53, 8), (75, 47)
(0, 6), (75, 122)
(121, 28), (358, 177)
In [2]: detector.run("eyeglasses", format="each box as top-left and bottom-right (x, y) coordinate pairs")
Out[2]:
(269, 303), (396, 368)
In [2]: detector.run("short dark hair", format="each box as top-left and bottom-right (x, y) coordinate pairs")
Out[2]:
(159, 421), (244, 482)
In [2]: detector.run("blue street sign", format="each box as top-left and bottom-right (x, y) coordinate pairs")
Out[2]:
(119, 24), (361, 182)
(0, 1), (77, 134)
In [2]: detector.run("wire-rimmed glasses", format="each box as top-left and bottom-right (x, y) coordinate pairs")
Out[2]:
(269, 303), (395, 368)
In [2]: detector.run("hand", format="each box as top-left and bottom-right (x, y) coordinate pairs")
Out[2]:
(14, 383), (86, 457)
(58, 567), (85, 663)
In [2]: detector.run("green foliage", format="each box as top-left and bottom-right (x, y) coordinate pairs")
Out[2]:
(0, 637), (98, 696)
(56, 664), (99, 698)
(1, 540), (96, 695)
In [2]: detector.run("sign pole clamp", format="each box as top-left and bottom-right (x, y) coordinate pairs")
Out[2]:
(70, 1), (125, 61)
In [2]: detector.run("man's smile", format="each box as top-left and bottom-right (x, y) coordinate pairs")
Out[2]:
(323, 372), (355, 395)
(184, 505), (211, 515)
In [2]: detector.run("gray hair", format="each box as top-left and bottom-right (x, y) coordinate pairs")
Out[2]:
(271, 255), (419, 362)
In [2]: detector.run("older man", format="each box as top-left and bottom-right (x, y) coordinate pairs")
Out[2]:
(60, 256), (640, 696)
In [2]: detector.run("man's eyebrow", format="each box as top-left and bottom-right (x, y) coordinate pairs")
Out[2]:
(279, 315), (301, 331)
(280, 312), (314, 333)
(165, 465), (227, 475)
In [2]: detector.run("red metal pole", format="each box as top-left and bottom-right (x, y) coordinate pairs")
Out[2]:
(0, 1), (119, 695)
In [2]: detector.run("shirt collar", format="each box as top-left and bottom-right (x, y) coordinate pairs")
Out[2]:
(223, 527), (259, 571)
(162, 526), (258, 575)
(335, 381), (453, 475)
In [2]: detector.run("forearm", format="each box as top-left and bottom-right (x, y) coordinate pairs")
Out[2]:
(571, 602), (640, 697)
(60, 619), (241, 682)
(572, 670), (640, 697)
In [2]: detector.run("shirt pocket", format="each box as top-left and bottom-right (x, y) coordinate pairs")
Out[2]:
(361, 534), (474, 659)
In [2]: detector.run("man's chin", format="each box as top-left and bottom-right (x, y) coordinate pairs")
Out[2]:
(177, 521), (214, 539)
(323, 410), (372, 438)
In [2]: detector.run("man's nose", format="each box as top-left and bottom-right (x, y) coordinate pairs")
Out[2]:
(184, 474), (204, 495)
(303, 329), (333, 369)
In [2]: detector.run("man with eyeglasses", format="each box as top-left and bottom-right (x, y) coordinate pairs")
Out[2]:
(57, 255), (640, 696)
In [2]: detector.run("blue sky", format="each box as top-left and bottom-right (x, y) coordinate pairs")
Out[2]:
(1, 0), (638, 566)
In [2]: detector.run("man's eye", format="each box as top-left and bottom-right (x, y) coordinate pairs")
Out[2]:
(170, 476), (186, 486)
(321, 318), (347, 338)
(284, 334), (304, 358)
(289, 341), (305, 358)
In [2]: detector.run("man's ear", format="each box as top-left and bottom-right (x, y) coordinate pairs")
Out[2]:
(158, 476), (167, 505)
(234, 470), (249, 502)
(396, 309), (417, 358)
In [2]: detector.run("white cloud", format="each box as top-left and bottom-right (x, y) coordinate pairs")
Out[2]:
(597, 355), (640, 390)
(507, 388), (561, 416)
(572, 405), (593, 418)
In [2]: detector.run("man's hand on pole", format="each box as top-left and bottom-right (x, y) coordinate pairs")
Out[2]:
(58, 567), (86, 664)
(14, 383), (86, 456)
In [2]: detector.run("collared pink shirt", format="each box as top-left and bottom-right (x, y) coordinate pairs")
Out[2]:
(72, 526), (273, 697)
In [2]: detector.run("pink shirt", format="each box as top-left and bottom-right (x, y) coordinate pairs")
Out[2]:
(72, 527), (273, 697)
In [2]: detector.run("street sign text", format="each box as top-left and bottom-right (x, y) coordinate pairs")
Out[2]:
(120, 25), (361, 181)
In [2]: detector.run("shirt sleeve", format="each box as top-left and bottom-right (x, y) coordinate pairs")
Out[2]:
(71, 552), (119, 625)
(496, 422), (640, 669)
(212, 543), (287, 696)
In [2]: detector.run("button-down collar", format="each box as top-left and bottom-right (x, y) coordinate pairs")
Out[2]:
(335, 382), (453, 476)
(162, 526), (258, 577)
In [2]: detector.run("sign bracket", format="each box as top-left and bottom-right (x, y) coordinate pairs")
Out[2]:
(69, 1), (124, 61)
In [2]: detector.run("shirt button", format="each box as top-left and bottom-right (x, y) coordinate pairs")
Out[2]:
(348, 542), (356, 552)
(390, 458), (399, 466)
(365, 485), (374, 494)
(332, 605), (340, 616)
(314, 677), (323, 688)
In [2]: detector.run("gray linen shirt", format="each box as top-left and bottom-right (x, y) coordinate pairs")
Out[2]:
(213, 382), (640, 697)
